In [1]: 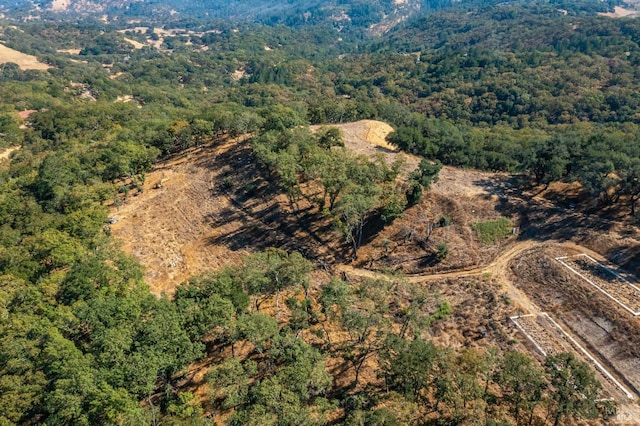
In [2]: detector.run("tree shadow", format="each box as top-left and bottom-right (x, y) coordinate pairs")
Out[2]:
(473, 175), (618, 244)
(197, 139), (348, 263)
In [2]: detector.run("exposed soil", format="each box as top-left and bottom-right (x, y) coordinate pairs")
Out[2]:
(123, 37), (145, 50)
(48, 0), (71, 12)
(508, 245), (640, 421)
(110, 120), (422, 295)
(56, 48), (81, 55)
(110, 135), (344, 296)
(109, 140), (245, 296)
(311, 119), (420, 174)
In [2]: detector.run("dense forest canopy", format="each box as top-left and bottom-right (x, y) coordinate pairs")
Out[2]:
(0, 0), (639, 424)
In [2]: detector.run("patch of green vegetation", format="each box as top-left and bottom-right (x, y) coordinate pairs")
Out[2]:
(438, 215), (452, 227)
(472, 217), (512, 244)
(436, 242), (449, 260)
(432, 301), (452, 321)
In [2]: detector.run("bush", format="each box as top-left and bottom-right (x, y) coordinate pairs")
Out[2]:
(472, 217), (512, 244)
(221, 176), (233, 190)
(438, 215), (452, 227)
(436, 242), (449, 260)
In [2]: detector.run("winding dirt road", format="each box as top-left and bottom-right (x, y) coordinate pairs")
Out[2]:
(338, 239), (607, 314)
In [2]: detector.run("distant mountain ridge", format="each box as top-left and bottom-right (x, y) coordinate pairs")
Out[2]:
(0, 0), (621, 31)
(0, 0), (503, 30)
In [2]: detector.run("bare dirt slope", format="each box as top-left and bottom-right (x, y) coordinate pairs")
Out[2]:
(109, 120), (426, 296)
(110, 135), (341, 297)
(599, 6), (640, 17)
(108, 119), (528, 296)
(109, 140), (247, 296)
(109, 138), (322, 296)
(510, 245), (640, 421)
(0, 146), (19, 161)
(340, 240), (609, 317)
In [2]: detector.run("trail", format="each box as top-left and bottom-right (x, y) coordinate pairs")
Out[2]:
(337, 239), (600, 313)
(338, 240), (541, 282)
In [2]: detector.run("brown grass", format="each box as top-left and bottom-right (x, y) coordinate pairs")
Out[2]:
(109, 139), (248, 296)
(598, 6), (640, 18)
(312, 120), (420, 173)
(49, 0), (71, 12)
(56, 48), (81, 55)
(124, 38), (145, 50)
(0, 146), (20, 161)
(0, 44), (49, 70)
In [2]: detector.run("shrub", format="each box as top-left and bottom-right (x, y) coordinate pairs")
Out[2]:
(221, 176), (233, 190)
(438, 215), (452, 227)
(405, 180), (423, 206)
(436, 242), (449, 260)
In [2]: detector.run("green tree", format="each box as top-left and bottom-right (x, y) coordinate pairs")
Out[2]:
(495, 351), (546, 425)
(189, 118), (213, 147)
(379, 335), (439, 403)
(242, 248), (313, 309)
(333, 159), (383, 258)
(174, 272), (247, 342)
(167, 391), (204, 419)
(315, 126), (344, 150)
(617, 157), (640, 215)
(229, 336), (332, 426)
(261, 105), (306, 132)
(237, 312), (279, 354)
(322, 278), (392, 385)
(411, 159), (442, 191)
(520, 138), (569, 187)
(307, 148), (351, 211)
(230, 110), (264, 140)
(545, 352), (601, 426)
(208, 357), (257, 409)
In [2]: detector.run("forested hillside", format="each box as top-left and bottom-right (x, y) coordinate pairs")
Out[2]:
(1, 0), (622, 28)
(1, 0), (640, 424)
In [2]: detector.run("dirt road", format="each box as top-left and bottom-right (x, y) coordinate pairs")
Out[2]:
(338, 239), (598, 314)
(339, 239), (536, 281)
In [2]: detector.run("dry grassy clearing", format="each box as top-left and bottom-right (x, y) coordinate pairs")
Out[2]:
(311, 119), (420, 172)
(599, 6), (640, 18)
(49, 0), (71, 12)
(0, 43), (49, 70)
(56, 48), (81, 54)
(109, 138), (248, 296)
(0, 146), (19, 161)
(123, 38), (145, 50)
